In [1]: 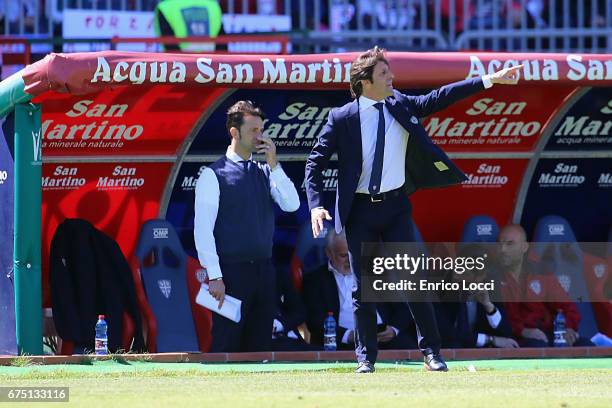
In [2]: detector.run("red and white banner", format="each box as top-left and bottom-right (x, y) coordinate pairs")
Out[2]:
(424, 85), (578, 152)
(36, 86), (226, 156)
(24, 52), (612, 97)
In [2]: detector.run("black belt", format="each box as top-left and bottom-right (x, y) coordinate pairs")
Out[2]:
(355, 186), (404, 203)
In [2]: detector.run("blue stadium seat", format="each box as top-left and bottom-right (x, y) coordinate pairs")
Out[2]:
(134, 219), (199, 352)
(461, 215), (499, 243)
(531, 215), (600, 340)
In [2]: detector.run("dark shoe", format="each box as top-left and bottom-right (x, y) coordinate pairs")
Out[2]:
(356, 360), (375, 373)
(424, 353), (448, 372)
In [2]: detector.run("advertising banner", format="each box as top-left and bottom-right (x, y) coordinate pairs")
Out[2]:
(521, 159), (612, 242)
(187, 89), (351, 155)
(37, 86), (226, 156)
(22, 52), (612, 97)
(422, 85), (577, 152)
(545, 88), (612, 151)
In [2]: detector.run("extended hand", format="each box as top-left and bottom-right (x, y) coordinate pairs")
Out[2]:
(492, 336), (519, 348)
(311, 207), (332, 238)
(490, 64), (523, 85)
(565, 328), (579, 346)
(256, 136), (278, 169)
(208, 279), (226, 309)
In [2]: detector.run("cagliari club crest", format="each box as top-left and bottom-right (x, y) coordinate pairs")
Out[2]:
(529, 279), (541, 295)
(593, 264), (606, 279)
(558, 274), (572, 293)
(158, 279), (172, 299)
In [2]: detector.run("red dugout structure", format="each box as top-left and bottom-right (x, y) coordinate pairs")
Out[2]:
(0, 51), (610, 354)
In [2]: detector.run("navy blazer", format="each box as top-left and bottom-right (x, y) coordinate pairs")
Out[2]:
(305, 78), (486, 232)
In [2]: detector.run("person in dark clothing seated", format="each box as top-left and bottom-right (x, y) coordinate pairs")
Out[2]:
(270, 267), (317, 351)
(435, 244), (518, 348)
(302, 229), (417, 350)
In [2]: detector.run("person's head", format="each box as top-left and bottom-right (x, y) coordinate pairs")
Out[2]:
(497, 224), (529, 269)
(226, 100), (265, 157)
(326, 229), (351, 275)
(349, 46), (394, 100)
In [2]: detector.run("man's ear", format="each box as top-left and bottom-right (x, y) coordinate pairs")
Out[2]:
(229, 126), (239, 140)
(521, 241), (529, 254)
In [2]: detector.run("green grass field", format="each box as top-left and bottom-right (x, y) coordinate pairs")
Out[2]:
(1, 359), (611, 407)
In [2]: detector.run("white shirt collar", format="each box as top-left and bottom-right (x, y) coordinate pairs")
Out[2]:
(328, 261), (353, 280)
(358, 95), (385, 112)
(226, 147), (252, 164)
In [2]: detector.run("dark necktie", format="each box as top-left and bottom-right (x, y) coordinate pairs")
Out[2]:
(241, 160), (250, 172)
(369, 102), (385, 194)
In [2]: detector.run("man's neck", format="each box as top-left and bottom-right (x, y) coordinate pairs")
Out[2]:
(361, 91), (385, 102)
(507, 262), (523, 282)
(228, 144), (250, 161)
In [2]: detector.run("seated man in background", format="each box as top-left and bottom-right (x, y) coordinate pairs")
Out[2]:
(302, 229), (416, 350)
(271, 267), (315, 351)
(497, 224), (593, 347)
(435, 244), (518, 349)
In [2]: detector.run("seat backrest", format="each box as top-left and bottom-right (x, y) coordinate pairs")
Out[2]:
(461, 215), (499, 243)
(531, 215), (599, 338)
(134, 219), (198, 352)
(185, 255), (212, 352)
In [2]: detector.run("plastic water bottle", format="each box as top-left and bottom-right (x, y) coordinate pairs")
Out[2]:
(553, 309), (567, 347)
(95, 315), (108, 355)
(323, 312), (337, 351)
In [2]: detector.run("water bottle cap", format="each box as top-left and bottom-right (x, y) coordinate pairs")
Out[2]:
(327, 311), (333, 316)
(98, 314), (105, 320)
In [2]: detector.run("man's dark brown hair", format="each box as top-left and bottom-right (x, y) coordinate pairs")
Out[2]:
(226, 100), (265, 132)
(349, 46), (389, 99)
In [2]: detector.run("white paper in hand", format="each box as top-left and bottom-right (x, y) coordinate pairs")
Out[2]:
(195, 283), (242, 323)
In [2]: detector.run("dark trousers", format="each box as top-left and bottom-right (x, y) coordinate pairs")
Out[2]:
(345, 193), (441, 363)
(210, 259), (275, 352)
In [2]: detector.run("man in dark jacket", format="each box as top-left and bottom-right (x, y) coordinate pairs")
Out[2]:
(303, 229), (417, 350)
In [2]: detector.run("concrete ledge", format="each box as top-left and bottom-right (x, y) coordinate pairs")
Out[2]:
(0, 347), (610, 366)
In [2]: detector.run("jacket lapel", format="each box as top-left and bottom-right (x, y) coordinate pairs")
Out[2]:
(385, 95), (416, 134)
(346, 99), (362, 165)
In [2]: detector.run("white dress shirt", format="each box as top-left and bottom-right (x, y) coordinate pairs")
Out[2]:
(194, 148), (300, 280)
(356, 76), (493, 194)
(356, 95), (409, 194)
(328, 262), (395, 344)
(469, 301), (502, 347)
